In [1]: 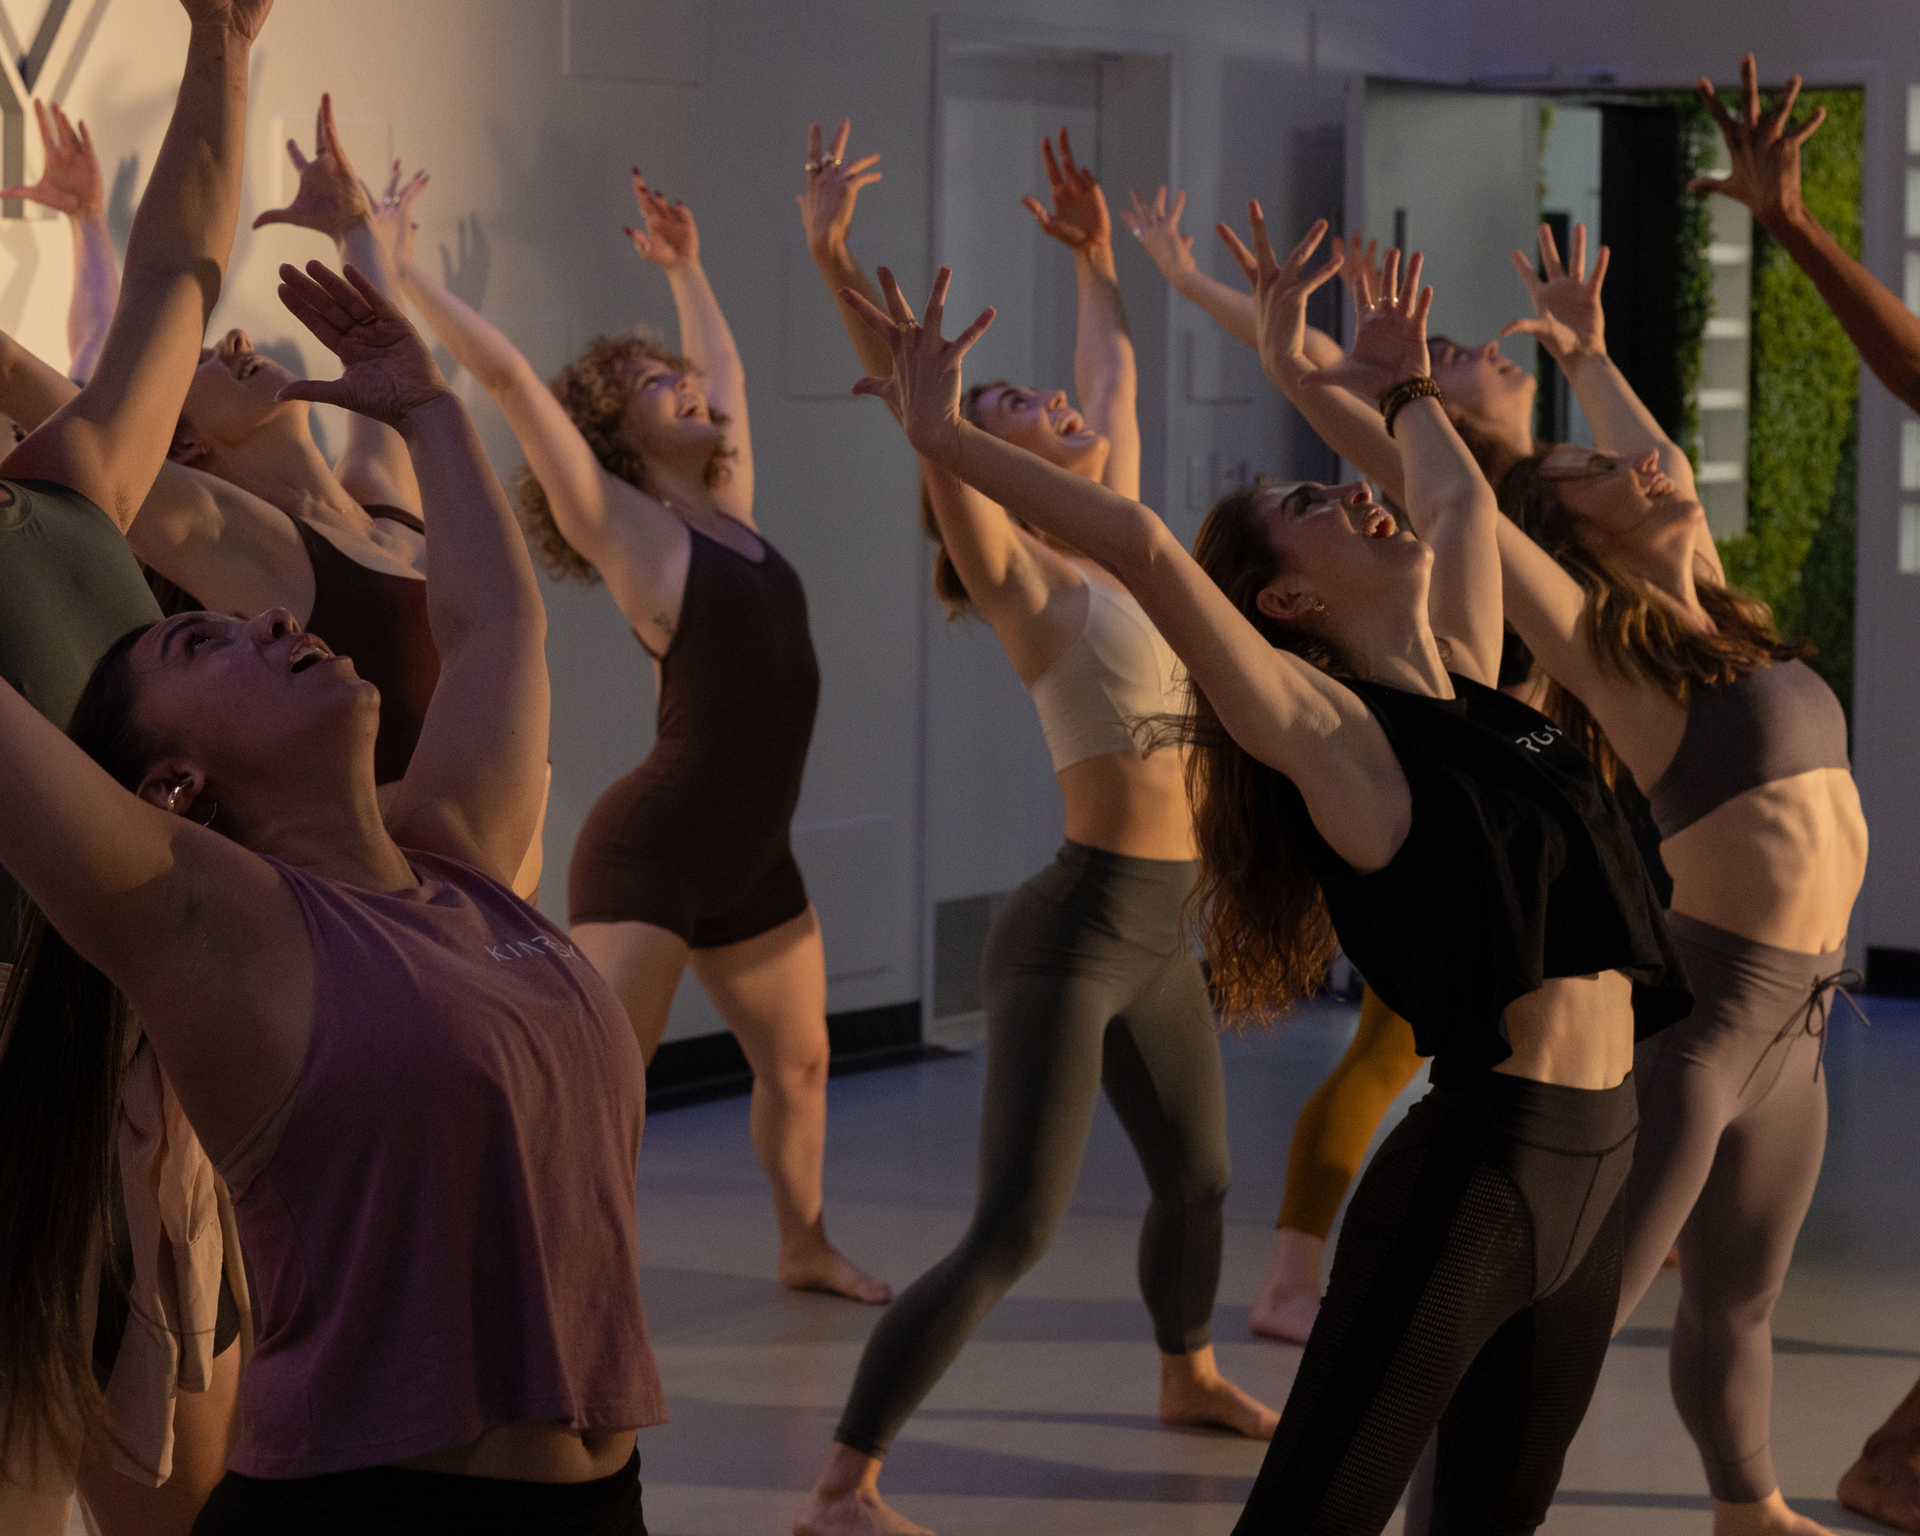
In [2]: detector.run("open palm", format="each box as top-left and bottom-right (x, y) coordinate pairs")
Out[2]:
(275, 261), (450, 427)
(0, 101), (102, 219)
(1504, 222), (1607, 363)
(628, 176), (698, 268)
(1218, 205), (1344, 385)
(1300, 250), (1431, 400)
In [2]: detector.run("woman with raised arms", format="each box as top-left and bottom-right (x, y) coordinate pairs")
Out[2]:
(391, 163), (884, 1303)
(0, 260), (662, 1534)
(835, 234), (1689, 1532)
(794, 120), (1274, 1536)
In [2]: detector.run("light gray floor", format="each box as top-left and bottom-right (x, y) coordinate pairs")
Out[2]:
(632, 993), (1920, 1535)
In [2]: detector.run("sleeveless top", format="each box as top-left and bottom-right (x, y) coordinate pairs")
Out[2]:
(216, 850), (663, 1477)
(1646, 660), (1850, 840)
(1268, 675), (1692, 1086)
(0, 479), (162, 961)
(639, 521), (818, 804)
(146, 504), (438, 786)
(1029, 580), (1185, 772)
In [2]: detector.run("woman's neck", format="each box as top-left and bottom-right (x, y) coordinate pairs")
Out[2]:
(225, 777), (416, 893)
(1620, 519), (1714, 632)
(1344, 612), (1455, 699)
(207, 428), (366, 531)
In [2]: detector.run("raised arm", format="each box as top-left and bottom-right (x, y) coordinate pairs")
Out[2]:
(0, 100), (119, 382)
(392, 176), (667, 578)
(1221, 207), (1407, 502)
(277, 262), (547, 884)
(799, 117), (894, 377)
(628, 176), (753, 518)
(1501, 221), (1720, 581)
(1694, 54), (1919, 413)
(843, 267), (1409, 870)
(1020, 128), (1139, 498)
(251, 93), (421, 515)
(1297, 250), (1503, 685)
(1, 0), (271, 525)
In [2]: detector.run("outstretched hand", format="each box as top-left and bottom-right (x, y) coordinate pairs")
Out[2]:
(1126, 185), (1194, 280)
(252, 93), (369, 238)
(1502, 221), (1607, 363)
(1692, 52), (1826, 232)
(367, 159), (429, 267)
(1217, 204), (1344, 386)
(0, 100), (104, 220)
(841, 266), (995, 458)
(1297, 247), (1431, 400)
(626, 174), (698, 269)
(275, 261), (451, 427)
(799, 118), (882, 254)
(1021, 127), (1110, 255)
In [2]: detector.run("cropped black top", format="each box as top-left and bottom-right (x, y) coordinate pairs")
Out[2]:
(1268, 674), (1692, 1085)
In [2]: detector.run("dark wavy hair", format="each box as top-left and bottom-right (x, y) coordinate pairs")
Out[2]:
(1496, 451), (1810, 783)
(1173, 481), (1358, 1023)
(0, 624), (156, 1468)
(515, 328), (735, 584)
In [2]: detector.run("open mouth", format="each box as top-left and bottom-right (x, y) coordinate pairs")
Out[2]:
(288, 637), (335, 674)
(234, 353), (265, 382)
(1362, 506), (1399, 539)
(1049, 407), (1085, 436)
(1646, 472), (1676, 499)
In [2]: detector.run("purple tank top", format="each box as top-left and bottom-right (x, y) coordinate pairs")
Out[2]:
(221, 850), (664, 1478)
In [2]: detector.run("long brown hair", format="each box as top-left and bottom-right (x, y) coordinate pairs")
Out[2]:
(0, 625), (155, 1468)
(515, 329), (734, 584)
(1177, 482), (1355, 1023)
(1497, 451), (1810, 781)
(918, 380), (1017, 618)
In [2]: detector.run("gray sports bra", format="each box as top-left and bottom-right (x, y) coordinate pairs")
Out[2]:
(1646, 660), (1850, 839)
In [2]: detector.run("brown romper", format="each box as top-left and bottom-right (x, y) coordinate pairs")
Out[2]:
(568, 522), (819, 948)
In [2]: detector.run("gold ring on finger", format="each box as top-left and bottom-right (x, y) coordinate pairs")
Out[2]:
(805, 159), (823, 173)
(896, 319), (912, 333)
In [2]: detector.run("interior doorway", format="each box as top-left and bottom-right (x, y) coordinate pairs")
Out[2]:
(922, 28), (1173, 1038)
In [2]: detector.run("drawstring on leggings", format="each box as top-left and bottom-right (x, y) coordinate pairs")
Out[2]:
(1741, 968), (1868, 1091)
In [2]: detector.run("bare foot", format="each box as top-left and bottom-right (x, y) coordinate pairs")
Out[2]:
(1840, 1451), (1920, 1534)
(796, 1445), (934, 1536)
(794, 1488), (934, 1536)
(1159, 1345), (1280, 1440)
(1250, 1227), (1323, 1344)
(779, 1239), (892, 1304)
(1712, 1490), (1837, 1536)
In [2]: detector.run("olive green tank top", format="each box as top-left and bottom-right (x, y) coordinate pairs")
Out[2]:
(0, 479), (163, 961)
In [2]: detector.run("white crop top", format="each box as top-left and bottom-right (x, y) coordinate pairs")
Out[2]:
(1029, 580), (1186, 772)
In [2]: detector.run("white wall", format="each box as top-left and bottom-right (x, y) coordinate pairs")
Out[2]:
(0, 0), (1481, 1044)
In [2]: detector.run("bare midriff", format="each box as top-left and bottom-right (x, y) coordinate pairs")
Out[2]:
(1058, 746), (1197, 862)
(1660, 767), (1866, 953)
(1494, 970), (1637, 1090)
(396, 1421), (637, 1483)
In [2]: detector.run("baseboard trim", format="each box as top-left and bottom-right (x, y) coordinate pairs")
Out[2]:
(1867, 947), (1920, 1000)
(647, 1000), (949, 1111)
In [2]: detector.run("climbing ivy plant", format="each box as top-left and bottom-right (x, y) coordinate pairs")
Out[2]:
(1719, 88), (1863, 716)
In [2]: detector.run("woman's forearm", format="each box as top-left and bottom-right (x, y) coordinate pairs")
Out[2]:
(809, 238), (895, 378)
(67, 215), (118, 383)
(1559, 350), (1682, 462)
(664, 263), (744, 401)
(1767, 205), (1920, 412)
(1169, 265), (1258, 349)
(1073, 246), (1136, 407)
(398, 259), (536, 397)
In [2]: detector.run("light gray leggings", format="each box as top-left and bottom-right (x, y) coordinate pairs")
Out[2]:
(835, 841), (1231, 1458)
(1615, 910), (1849, 1503)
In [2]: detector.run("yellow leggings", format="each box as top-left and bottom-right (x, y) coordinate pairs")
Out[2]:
(1276, 986), (1425, 1237)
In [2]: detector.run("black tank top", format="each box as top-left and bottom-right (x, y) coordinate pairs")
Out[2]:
(1269, 674), (1691, 1084)
(145, 504), (437, 786)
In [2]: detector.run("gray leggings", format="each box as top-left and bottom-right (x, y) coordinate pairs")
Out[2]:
(1615, 911), (1847, 1503)
(835, 841), (1231, 1458)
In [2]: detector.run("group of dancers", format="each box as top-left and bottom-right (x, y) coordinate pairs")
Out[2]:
(0, 6), (1911, 1533)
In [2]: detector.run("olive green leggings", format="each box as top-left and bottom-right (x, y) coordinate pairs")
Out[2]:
(1279, 988), (1425, 1237)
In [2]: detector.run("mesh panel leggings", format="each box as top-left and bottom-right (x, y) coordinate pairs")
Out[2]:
(1613, 911), (1844, 1503)
(1234, 1072), (1637, 1536)
(1279, 988), (1425, 1237)
(835, 841), (1230, 1458)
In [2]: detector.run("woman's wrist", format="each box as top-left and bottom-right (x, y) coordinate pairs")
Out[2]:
(394, 387), (463, 439)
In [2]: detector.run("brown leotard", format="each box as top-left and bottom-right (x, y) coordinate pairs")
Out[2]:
(145, 504), (438, 786)
(569, 522), (819, 948)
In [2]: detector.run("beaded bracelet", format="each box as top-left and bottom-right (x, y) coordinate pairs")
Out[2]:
(1380, 376), (1443, 437)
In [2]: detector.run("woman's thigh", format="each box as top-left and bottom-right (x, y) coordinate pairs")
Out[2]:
(686, 907), (828, 1080)
(571, 920), (691, 1064)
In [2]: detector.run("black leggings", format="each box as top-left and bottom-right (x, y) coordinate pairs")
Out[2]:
(836, 841), (1230, 1458)
(189, 1450), (645, 1535)
(1235, 1071), (1637, 1536)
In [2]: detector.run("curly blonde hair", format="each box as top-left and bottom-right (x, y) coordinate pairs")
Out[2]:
(516, 328), (735, 584)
